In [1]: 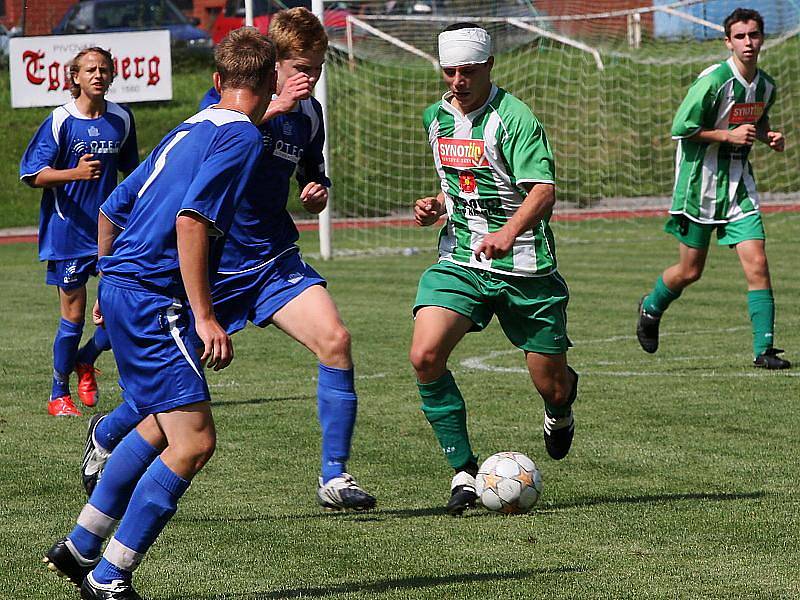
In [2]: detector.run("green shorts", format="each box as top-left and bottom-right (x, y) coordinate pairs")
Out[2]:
(665, 212), (765, 249)
(413, 261), (571, 354)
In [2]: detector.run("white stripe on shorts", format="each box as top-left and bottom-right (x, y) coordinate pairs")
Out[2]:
(166, 299), (202, 379)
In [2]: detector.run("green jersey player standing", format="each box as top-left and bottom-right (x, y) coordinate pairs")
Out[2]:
(637, 8), (790, 370)
(410, 23), (578, 516)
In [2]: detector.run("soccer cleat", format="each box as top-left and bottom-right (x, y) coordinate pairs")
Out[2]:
(48, 395), (82, 417)
(446, 471), (478, 516)
(82, 413), (110, 496)
(636, 296), (661, 354)
(543, 366), (578, 461)
(81, 573), (142, 600)
(43, 538), (99, 587)
(753, 348), (791, 370)
(75, 363), (100, 407)
(316, 473), (376, 512)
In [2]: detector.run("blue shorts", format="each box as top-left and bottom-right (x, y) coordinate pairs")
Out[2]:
(46, 256), (98, 290)
(212, 248), (326, 335)
(99, 276), (210, 416)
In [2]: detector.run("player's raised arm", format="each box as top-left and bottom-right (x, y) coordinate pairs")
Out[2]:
(473, 183), (555, 260)
(29, 154), (103, 188)
(414, 193), (445, 226)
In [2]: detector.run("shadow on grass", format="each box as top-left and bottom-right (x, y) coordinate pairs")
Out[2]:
(546, 490), (766, 510)
(181, 491), (768, 526)
(161, 566), (587, 599)
(180, 506), (446, 524)
(213, 395), (314, 407)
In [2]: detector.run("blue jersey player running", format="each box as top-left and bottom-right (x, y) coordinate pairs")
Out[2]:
(43, 28), (276, 600)
(20, 47), (138, 416)
(81, 7), (376, 513)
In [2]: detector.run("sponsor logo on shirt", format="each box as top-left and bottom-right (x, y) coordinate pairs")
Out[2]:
(459, 170), (477, 194)
(729, 102), (765, 125)
(273, 139), (303, 164)
(71, 138), (121, 155)
(438, 137), (489, 169)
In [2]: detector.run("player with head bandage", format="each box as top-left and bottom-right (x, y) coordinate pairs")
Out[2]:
(410, 24), (579, 515)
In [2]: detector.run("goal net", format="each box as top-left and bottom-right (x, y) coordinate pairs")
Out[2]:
(314, 0), (800, 256)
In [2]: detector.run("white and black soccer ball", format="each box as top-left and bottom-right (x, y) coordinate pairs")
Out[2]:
(475, 451), (543, 514)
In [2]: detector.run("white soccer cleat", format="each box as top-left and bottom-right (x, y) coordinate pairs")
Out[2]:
(316, 473), (376, 512)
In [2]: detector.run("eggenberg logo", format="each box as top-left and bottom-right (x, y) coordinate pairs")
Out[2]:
(438, 138), (489, 169)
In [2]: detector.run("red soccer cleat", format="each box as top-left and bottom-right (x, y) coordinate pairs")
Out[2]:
(75, 363), (100, 407)
(48, 395), (82, 417)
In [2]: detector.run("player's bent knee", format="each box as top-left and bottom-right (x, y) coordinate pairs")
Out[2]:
(409, 346), (446, 381)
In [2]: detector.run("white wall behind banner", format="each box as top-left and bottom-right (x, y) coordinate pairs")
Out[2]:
(9, 31), (172, 108)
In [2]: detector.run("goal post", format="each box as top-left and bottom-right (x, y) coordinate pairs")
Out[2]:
(313, 0), (800, 257)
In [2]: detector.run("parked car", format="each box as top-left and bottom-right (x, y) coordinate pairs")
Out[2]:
(210, 0), (349, 45)
(53, 0), (213, 50)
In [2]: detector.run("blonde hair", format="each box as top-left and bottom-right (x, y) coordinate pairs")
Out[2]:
(214, 27), (276, 91)
(69, 47), (114, 99)
(269, 7), (328, 60)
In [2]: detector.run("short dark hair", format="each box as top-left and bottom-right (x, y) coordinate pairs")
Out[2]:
(443, 22), (481, 33)
(724, 8), (764, 38)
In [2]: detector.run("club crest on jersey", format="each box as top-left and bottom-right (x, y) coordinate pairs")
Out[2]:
(459, 170), (477, 194)
(438, 138), (489, 169)
(729, 102), (765, 125)
(88, 126), (100, 137)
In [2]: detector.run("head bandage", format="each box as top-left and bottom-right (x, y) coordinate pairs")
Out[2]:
(438, 28), (492, 68)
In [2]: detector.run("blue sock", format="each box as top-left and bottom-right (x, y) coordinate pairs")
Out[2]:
(52, 318), (83, 398)
(92, 458), (189, 584)
(76, 326), (111, 366)
(95, 402), (143, 452)
(68, 430), (159, 559)
(317, 364), (357, 483)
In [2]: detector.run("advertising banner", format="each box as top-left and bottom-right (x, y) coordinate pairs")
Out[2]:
(9, 31), (172, 108)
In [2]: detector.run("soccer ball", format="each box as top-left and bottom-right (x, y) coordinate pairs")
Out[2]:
(475, 451), (543, 514)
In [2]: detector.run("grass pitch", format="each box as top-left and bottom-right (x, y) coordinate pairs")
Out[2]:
(1, 213), (799, 599)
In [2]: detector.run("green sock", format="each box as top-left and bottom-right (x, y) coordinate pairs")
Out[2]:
(747, 288), (775, 357)
(418, 371), (476, 470)
(644, 276), (681, 317)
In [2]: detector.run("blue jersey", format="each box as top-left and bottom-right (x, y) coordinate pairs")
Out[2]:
(20, 99), (138, 262)
(99, 107), (263, 297)
(199, 88), (330, 273)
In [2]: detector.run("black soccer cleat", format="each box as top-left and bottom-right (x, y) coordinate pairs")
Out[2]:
(43, 538), (99, 587)
(81, 573), (143, 600)
(753, 348), (791, 370)
(446, 471), (478, 516)
(316, 473), (376, 512)
(636, 296), (661, 354)
(543, 366), (578, 461)
(82, 413), (110, 497)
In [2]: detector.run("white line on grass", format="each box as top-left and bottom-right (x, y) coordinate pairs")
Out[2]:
(459, 326), (800, 377)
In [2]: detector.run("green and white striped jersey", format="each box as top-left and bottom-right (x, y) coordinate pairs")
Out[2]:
(671, 57), (776, 224)
(423, 85), (557, 277)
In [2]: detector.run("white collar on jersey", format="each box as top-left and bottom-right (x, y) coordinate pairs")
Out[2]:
(727, 56), (760, 89)
(441, 84), (499, 120)
(64, 98), (108, 120)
